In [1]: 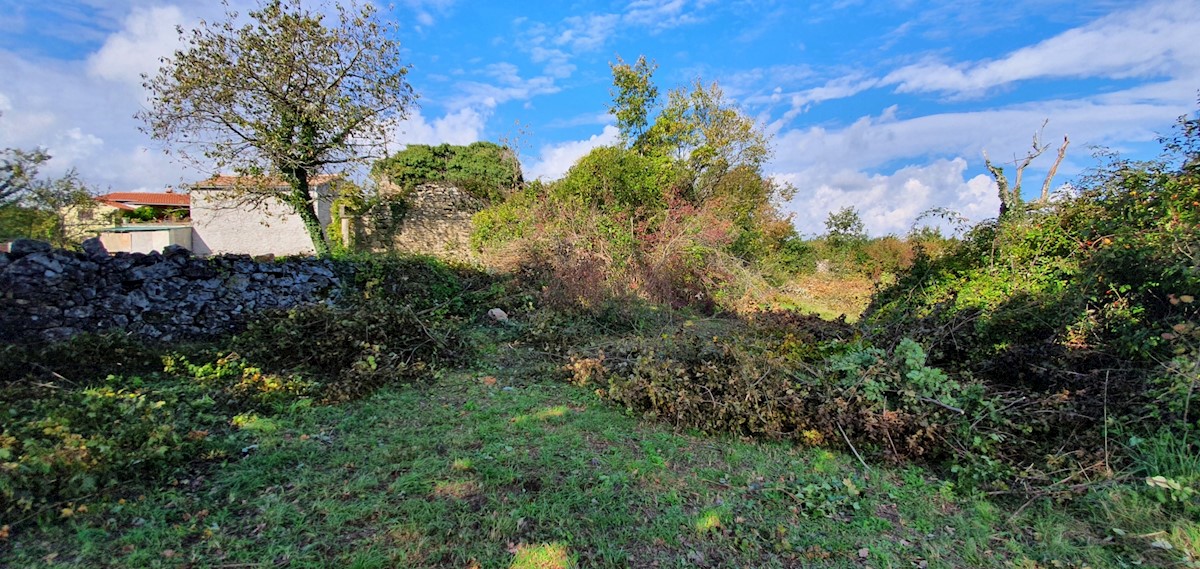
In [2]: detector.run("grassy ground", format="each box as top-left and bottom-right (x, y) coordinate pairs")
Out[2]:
(775, 274), (877, 322)
(3, 328), (1173, 569)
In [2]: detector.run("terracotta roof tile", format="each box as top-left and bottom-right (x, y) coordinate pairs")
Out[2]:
(95, 192), (190, 207)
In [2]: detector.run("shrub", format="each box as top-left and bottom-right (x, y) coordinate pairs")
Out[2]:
(0, 332), (166, 387)
(233, 298), (467, 401)
(858, 111), (1200, 494)
(563, 320), (1013, 478)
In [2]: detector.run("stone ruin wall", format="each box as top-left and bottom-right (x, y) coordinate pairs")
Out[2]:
(355, 181), (483, 261)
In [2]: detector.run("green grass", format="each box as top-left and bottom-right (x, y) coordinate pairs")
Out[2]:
(1, 339), (1194, 568)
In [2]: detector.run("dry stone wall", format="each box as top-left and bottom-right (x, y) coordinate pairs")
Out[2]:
(0, 238), (341, 344)
(358, 181), (482, 261)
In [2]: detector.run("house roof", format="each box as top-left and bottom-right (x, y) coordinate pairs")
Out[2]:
(190, 174), (340, 189)
(96, 191), (191, 207)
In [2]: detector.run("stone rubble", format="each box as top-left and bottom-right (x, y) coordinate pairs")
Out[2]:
(0, 238), (342, 343)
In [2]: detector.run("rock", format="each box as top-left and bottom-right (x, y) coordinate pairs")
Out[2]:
(487, 308), (509, 323)
(0, 248), (347, 344)
(8, 239), (52, 257)
(163, 244), (191, 259)
(26, 253), (64, 274)
(42, 327), (81, 342)
(81, 238), (108, 261)
(64, 306), (94, 319)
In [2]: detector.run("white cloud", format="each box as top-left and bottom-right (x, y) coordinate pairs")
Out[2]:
(883, 0), (1200, 97)
(86, 6), (185, 90)
(524, 125), (620, 181)
(623, 0), (712, 30)
(386, 107), (489, 150)
(399, 0), (455, 29)
(776, 159), (999, 236)
(557, 14), (620, 52)
(49, 127), (104, 164)
(768, 85), (1196, 235)
(771, 97), (1179, 178)
(448, 64), (561, 109)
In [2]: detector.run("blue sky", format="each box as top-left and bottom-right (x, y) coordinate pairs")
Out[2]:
(1, 0), (1196, 235)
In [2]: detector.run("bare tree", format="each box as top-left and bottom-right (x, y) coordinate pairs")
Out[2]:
(983, 122), (1070, 218)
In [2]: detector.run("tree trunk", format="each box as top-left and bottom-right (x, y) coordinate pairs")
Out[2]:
(286, 170), (331, 258)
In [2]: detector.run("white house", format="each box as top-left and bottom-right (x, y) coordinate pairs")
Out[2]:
(188, 175), (337, 257)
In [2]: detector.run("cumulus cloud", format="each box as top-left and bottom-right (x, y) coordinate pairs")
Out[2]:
(770, 97), (1178, 178)
(387, 107), (489, 149)
(776, 159), (998, 236)
(86, 5), (186, 90)
(524, 125), (620, 181)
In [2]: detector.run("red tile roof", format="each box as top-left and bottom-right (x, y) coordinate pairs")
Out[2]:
(95, 191), (191, 207)
(190, 174), (340, 189)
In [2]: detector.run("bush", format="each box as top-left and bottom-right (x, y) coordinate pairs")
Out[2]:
(233, 298), (467, 402)
(857, 111), (1200, 494)
(563, 319), (1017, 478)
(0, 332), (166, 387)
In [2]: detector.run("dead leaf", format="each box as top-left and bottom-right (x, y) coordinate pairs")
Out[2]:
(161, 549), (176, 558)
(1150, 539), (1174, 550)
(858, 547), (869, 558)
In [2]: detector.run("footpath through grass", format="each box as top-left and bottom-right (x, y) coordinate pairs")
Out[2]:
(3, 337), (1146, 568)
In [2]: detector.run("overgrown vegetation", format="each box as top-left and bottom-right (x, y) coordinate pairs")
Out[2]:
(5, 53), (1200, 567)
(373, 141), (523, 203)
(0, 255), (500, 521)
(0, 140), (94, 247)
(472, 58), (808, 314)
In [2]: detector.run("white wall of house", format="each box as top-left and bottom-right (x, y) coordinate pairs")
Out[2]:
(189, 188), (332, 257)
(99, 226), (192, 254)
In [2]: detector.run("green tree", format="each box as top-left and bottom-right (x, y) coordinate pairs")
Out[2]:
(665, 79), (770, 201)
(24, 170), (95, 247)
(824, 206), (866, 247)
(609, 55), (659, 151)
(0, 137), (94, 246)
(1, 146), (50, 207)
(140, 0), (416, 257)
(374, 142), (522, 202)
(607, 58), (771, 199)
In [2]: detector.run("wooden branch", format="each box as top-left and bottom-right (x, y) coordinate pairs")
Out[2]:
(837, 422), (870, 471)
(919, 396), (965, 414)
(1039, 135), (1070, 203)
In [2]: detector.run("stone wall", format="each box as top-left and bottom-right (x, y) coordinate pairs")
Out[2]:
(356, 181), (482, 261)
(0, 239), (341, 344)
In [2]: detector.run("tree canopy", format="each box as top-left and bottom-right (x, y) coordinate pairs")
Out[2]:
(608, 55), (659, 151)
(373, 142), (523, 203)
(140, 0), (415, 257)
(1, 146), (50, 209)
(0, 143), (94, 246)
